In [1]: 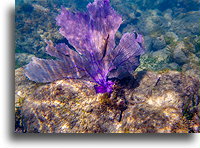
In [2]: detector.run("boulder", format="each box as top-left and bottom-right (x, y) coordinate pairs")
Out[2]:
(15, 68), (200, 133)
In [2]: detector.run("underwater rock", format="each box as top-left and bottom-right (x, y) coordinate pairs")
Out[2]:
(163, 9), (173, 21)
(136, 9), (170, 36)
(196, 51), (200, 59)
(152, 35), (167, 51)
(182, 63), (200, 81)
(172, 41), (189, 65)
(16, 2), (61, 57)
(171, 11), (200, 38)
(136, 48), (172, 72)
(167, 62), (179, 70)
(165, 32), (179, 43)
(191, 103), (200, 133)
(151, 48), (170, 62)
(15, 53), (35, 69)
(143, 36), (153, 52)
(15, 67), (200, 133)
(133, 0), (200, 12)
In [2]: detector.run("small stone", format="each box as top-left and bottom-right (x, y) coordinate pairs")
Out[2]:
(128, 12), (136, 19)
(167, 62), (179, 70)
(163, 9), (172, 21)
(165, 32), (179, 42)
(152, 48), (170, 62)
(152, 35), (167, 51)
(173, 42), (188, 65)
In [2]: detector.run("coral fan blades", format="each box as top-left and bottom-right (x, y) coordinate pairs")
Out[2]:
(24, 0), (145, 93)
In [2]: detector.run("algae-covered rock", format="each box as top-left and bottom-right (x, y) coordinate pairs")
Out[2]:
(152, 35), (167, 51)
(15, 68), (200, 133)
(172, 42), (189, 65)
(137, 9), (170, 36)
(15, 53), (35, 69)
(137, 49), (172, 71)
(171, 11), (200, 38)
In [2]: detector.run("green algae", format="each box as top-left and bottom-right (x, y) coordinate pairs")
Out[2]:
(137, 54), (170, 71)
(164, 36), (178, 47)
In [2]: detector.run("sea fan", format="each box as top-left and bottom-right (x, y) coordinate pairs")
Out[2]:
(25, 0), (145, 93)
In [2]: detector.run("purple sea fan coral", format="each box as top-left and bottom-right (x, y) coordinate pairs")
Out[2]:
(24, 0), (145, 93)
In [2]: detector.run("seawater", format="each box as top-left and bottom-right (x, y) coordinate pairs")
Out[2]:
(16, 0), (200, 74)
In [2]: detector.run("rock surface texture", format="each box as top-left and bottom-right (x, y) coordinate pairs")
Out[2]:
(15, 68), (200, 133)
